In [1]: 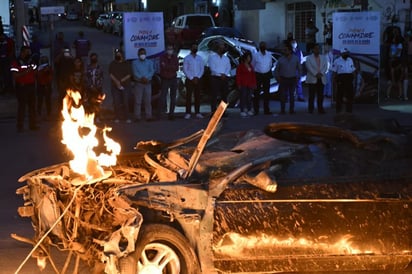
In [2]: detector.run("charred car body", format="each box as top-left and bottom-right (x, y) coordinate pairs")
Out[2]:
(15, 103), (412, 273)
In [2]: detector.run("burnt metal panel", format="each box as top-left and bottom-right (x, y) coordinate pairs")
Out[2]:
(212, 178), (412, 273)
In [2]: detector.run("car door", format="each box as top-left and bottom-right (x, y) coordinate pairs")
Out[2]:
(212, 177), (412, 273)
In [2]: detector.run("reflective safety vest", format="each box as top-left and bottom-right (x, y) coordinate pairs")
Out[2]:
(10, 58), (37, 85)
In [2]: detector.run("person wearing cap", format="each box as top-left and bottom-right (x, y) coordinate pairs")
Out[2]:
(331, 48), (355, 113)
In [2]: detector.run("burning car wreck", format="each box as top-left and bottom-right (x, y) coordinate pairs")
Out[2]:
(13, 92), (412, 273)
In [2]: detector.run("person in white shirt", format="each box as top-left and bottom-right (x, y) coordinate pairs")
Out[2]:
(208, 42), (231, 114)
(305, 43), (329, 114)
(331, 48), (356, 113)
(183, 43), (205, 119)
(252, 41), (274, 115)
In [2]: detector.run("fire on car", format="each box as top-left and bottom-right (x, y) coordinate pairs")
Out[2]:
(13, 90), (412, 273)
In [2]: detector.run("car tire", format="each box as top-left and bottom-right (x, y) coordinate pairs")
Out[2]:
(118, 224), (201, 274)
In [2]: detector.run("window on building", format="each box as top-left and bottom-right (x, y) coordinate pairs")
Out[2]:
(286, 2), (316, 43)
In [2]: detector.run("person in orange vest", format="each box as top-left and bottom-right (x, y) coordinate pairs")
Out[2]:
(10, 46), (38, 132)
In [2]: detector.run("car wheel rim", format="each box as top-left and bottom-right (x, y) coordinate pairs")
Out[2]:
(137, 243), (181, 274)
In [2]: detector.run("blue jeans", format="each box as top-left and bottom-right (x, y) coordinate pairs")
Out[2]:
(279, 77), (296, 112)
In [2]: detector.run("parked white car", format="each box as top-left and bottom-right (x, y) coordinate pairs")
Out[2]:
(176, 35), (278, 107)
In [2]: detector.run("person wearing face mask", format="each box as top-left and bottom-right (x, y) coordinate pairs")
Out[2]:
(274, 44), (302, 114)
(131, 48), (155, 122)
(183, 43), (205, 119)
(290, 39), (305, 102)
(252, 41), (274, 115)
(305, 43), (328, 114)
(10, 46), (38, 132)
(208, 42), (231, 115)
(158, 44), (179, 120)
(331, 48), (355, 113)
(85, 52), (105, 121)
(109, 49), (132, 123)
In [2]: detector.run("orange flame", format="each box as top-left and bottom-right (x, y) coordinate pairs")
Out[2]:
(214, 232), (376, 257)
(61, 90), (121, 181)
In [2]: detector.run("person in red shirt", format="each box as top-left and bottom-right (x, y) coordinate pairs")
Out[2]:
(158, 44), (179, 120)
(10, 46), (38, 132)
(236, 50), (256, 117)
(37, 55), (53, 120)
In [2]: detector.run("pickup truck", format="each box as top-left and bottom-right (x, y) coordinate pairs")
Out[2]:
(165, 13), (216, 49)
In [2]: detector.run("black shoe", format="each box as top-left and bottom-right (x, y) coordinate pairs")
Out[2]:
(279, 110), (286, 115)
(146, 118), (154, 122)
(264, 111), (273, 115)
(289, 110), (296, 114)
(297, 97), (305, 102)
(318, 110), (326, 114)
(308, 110), (314, 114)
(134, 118), (141, 123)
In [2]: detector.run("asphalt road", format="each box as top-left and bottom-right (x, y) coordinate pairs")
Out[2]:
(0, 19), (411, 274)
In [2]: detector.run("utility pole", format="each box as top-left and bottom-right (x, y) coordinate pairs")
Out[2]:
(15, 0), (27, 50)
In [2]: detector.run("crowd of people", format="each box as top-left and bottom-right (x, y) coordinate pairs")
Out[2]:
(4, 21), (411, 132)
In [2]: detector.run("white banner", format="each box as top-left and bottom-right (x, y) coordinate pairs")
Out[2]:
(123, 12), (165, 60)
(332, 12), (380, 54)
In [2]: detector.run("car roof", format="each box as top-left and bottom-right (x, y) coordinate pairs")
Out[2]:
(199, 35), (258, 52)
(202, 27), (244, 38)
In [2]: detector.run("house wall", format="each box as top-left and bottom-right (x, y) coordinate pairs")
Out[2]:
(234, 2), (285, 49)
(149, 0), (195, 26)
(234, 0), (411, 49)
